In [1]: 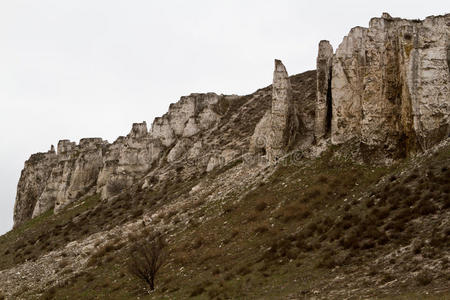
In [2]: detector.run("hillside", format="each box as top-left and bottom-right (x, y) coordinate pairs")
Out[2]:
(1, 13), (449, 299)
(1, 139), (449, 299)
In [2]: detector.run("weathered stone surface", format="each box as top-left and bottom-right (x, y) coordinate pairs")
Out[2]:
(315, 40), (333, 141)
(268, 59), (298, 160)
(33, 138), (106, 217)
(331, 13), (450, 156)
(13, 87), (280, 226)
(97, 122), (154, 199)
(13, 147), (57, 227)
(250, 111), (271, 154)
(55, 138), (106, 212)
(150, 93), (221, 147)
(250, 70), (317, 158)
(167, 140), (192, 163)
(331, 26), (368, 145)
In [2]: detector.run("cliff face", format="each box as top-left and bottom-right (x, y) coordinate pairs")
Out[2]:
(329, 13), (449, 156)
(13, 13), (449, 228)
(13, 148), (57, 226)
(32, 139), (107, 218)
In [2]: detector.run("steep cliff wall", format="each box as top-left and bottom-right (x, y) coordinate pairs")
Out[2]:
(34, 139), (107, 217)
(329, 13), (449, 157)
(13, 147), (57, 226)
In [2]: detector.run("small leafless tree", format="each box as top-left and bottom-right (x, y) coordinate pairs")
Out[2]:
(128, 233), (167, 291)
(107, 178), (126, 195)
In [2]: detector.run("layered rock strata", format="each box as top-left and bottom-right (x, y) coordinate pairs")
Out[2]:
(329, 13), (449, 156)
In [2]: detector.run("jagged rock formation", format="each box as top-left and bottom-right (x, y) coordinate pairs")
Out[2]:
(12, 13), (450, 229)
(329, 13), (450, 156)
(315, 40), (334, 141)
(96, 122), (154, 200)
(268, 60), (299, 160)
(33, 138), (107, 217)
(250, 61), (315, 159)
(13, 90), (277, 227)
(13, 147), (57, 226)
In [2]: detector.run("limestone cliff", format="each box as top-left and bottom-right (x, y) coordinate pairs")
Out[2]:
(268, 60), (299, 161)
(12, 89), (276, 227)
(32, 138), (107, 217)
(12, 13), (449, 229)
(329, 13), (449, 157)
(250, 61), (316, 159)
(14, 147), (57, 226)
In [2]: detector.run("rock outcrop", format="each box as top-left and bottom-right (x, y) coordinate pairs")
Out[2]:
(96, 122), (155, 200)
(13, 89), (281, 227)
(14, 147), (57, 226)
(150, 93), (221, 147)
(268, 60), (299, 161)
(32, 138), (107, 217)
(251, 60), (304, 160)
(315, 40), (333, 141)
(329, 13), (450, 156)
(13, 13), (450, 229)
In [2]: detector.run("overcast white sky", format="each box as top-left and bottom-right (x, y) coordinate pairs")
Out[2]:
(0, 1), (446, 234)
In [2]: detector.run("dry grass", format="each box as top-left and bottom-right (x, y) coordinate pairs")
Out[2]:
(2, 141), (449, 300)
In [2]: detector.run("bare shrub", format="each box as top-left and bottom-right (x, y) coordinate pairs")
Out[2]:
(415, 270), (433, 286)
(237, 265), (251, 276)
(190, 285), (205, 297)
(128, 233), (167, 291)
(255, 201), (268, 212)
(191, 237), (204, 250)
(254, 225), (269, 234)
(107, 178), (127, 195)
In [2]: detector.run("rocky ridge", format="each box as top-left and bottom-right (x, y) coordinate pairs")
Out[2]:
(2, 13), (450, 299)
(13, 13), (449, 230)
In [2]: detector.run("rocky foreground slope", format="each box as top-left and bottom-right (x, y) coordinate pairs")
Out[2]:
(1, 13), (449, 299)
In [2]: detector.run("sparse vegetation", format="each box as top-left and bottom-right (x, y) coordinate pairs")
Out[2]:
(1, 142), (449, 299)
(106, 178), (127, 195)
(415, 270), (433, 286)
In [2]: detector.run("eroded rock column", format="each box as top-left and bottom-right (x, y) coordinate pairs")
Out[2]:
(315, 40), (334, 141)
(268, 59), (298, 161)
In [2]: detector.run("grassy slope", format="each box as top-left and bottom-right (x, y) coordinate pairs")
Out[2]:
(1, 143), (449, 299)
(0, 194), (100, 271)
